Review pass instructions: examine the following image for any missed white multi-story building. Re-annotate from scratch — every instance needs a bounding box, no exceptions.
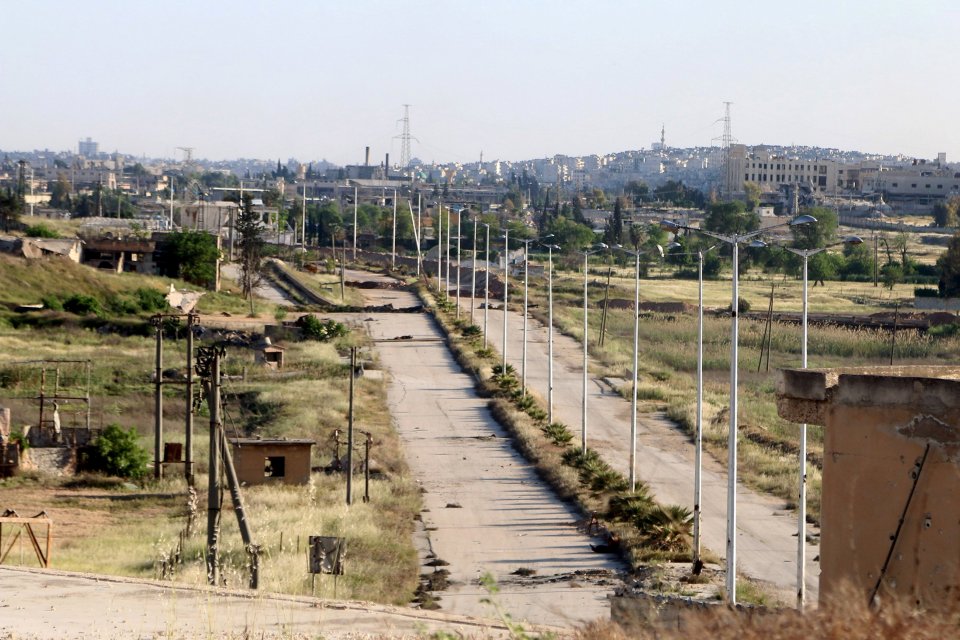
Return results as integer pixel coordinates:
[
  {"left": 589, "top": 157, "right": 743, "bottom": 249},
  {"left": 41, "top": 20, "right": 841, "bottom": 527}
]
[{"left": 726, "top": 144, "right": 840, "bottom": 195}]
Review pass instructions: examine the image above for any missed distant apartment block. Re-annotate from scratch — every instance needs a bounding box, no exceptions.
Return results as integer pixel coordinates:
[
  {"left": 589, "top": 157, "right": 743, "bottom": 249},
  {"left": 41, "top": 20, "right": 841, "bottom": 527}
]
[
  {"left": 78, "top": 137, "right": 99, "bottom": 158},
  {"left": 726, "top": 144, "right": 840, "bottom": 195}
]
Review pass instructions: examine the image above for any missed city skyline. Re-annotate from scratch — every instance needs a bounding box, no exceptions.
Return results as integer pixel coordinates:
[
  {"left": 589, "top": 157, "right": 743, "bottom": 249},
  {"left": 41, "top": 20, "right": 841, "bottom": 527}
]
[{"left": 2, "top": 0, "right": 957, "bottom": 165}]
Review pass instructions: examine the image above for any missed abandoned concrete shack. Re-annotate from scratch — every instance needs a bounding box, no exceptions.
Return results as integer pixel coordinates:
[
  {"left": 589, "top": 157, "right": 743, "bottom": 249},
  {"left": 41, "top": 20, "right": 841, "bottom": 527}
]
[
  {"left": 228, "top": 438, "right": 314, "bottom": 486},
  {"left": 777, "top": 365, "right": 960, "bottom": 607}
]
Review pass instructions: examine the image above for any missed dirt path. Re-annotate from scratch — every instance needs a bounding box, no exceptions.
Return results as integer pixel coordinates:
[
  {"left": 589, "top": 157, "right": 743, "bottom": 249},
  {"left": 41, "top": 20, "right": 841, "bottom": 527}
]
[
  {"left": 347, "top": 273, "right": 624, "bottom": 627},
  {"left": 466, "top": 295, "right": 819, "bottom": 604},
  {"left": 0, "top": 566, "right": 537, "bottom": 639}
]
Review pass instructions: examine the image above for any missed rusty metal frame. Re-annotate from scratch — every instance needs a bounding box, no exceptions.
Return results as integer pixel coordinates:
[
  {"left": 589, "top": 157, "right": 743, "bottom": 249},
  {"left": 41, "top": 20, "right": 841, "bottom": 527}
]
[{"left": 0, "top": 511, "right": 52, "bottom": 568}]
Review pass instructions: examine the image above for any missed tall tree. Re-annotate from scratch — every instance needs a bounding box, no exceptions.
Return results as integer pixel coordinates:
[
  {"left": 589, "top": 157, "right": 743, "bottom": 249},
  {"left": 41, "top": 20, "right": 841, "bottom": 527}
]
[
  {"left": 236, "top": 193, "right": 265, "bottom": 313},
  {"left": 938, "top": 233, "right": 960, "bottom": 297},
  {"left": 604, "top": 197, "right": 624, "bottom": 246},
  {"left": 933, "top": 197, "right": 960, "bottom": 228},
  {"left": 791, "top": 206, "right": 837, "bottom": 249},
  {"left": 0, "top": 188, "right": 22, "bottom": 232}
]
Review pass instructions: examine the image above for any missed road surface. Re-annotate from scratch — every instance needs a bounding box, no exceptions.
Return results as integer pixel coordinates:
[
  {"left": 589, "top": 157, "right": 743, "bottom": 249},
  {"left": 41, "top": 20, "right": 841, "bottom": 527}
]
[
  {"left": 0, "top": 566, "right": 535, "bottom": 639},
  {"left": 350, "top": 274, "right": 624, "bottom": 627},
  {"left": 465, "top": 291, "right": 820, "bottom": 604}
]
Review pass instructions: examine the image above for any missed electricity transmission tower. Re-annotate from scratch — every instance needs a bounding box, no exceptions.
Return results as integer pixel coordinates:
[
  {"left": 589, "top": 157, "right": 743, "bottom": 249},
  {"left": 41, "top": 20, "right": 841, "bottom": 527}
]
[
  {"left": 394, "top": 105, "right": 417, "bottom": 168},
  {"left": 714, "top": 102, "right": 736, "bottom": 197}
]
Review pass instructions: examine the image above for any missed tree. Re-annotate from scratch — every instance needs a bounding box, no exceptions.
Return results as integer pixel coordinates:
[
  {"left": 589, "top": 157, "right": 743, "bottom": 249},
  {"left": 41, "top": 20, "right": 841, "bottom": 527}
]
[
  {"left": 791, "top": 206, "right": 838, "bottom": 250},
  {"left": 545, "top": 216, "right": 596, "bottom": 250},
  {"left": 933, "top": 197, "right": 960, "bottom": 228},
  {"left": 703, "top": 201, "right": 758, "bottom": 236},
  {"left": 743, "top": 181, "right": 761, "bottom": 211},
  {"left": 937, "top": 233, "right": 960, "bottom": 297},
  {"left": 84, "top": 424, "right": 149, "bottom": 479},
  {"left": 49, "top": 173, "right": 72, "bottom": 209},
  {"left": 0, "top": 188, "right": 22, "bottom": 232},
  {"left": 236, "top": 193, "right": 265, "bottom": 313},
  {"left": 161, "top": 231, "right": 219, "bottom": 287},
  {"left": 808, "top": 252, "right": 840, "bottom": 286},
  {"left": 604, "top": 197, "right": 624, "bottom": 246}
]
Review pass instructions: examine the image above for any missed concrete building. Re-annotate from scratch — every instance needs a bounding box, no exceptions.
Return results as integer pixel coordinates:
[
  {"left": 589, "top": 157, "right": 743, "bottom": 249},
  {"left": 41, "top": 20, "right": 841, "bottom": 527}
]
[
  {"left": 229, "top": 438, "right": 314, "bottom": 486},
  {"left": 726, "top": 144, "right": 841, "bottom": 195},
  {"left": 78, "top": 137, "right": 99, "bottom": 158},
  {"left": 778, "top": 365, "right": 960, "bottom": 607}
]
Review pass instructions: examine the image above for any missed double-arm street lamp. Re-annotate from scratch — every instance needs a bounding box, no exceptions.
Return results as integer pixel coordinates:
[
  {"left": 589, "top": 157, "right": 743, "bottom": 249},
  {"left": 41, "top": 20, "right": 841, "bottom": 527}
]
[
  {"left": 502, "top": 228, "right": 510, "bottom": 373},
  {"left": 471, "top": 216, "right": 478, "bottom": 325},
  {"left": 659, "top": 215, "right": 817, "bottom": 605},
  {"left": 542, "top": 240, "right": 561, "bottom": 425},
  {"left": 518, "top": 238, "right": 540, "bottom": 395},
  {"left": 665, "top": 242, "right": 719, "bottom": 572},
  {"left": 615, "top": 244, "right": 664, "bottom": 492},
  {"left": 752, "top": 234, "right": 862, "bottom": 608},
  {"left": 580, "top": 243, "right": 609, "bottom": 454},
  {"left": 483, "top": 223, "right": 491, "bottom": 349}
]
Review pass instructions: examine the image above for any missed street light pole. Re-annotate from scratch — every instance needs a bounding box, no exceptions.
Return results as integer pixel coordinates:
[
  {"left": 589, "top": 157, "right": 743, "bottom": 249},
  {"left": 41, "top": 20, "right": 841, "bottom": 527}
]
[
  {"left": 455, "top": 230, "right": 462, "bottom": 319},
  {"left": 471, "top": 216, "right": 478, "bottom": 325},
  {"left": 660, "top": 215, "right": 816, "bottom": 605},
  {"left": 547, "top": 244, "right": 556, "bottom": 425},
  {"left": 781, "top": 235, "right": 861, "bottom": 609},
  {"left": 502, "top": 228, "right": 510, "bottom": 373},
  {"left": 519, "top": 238, "right": 536, "bottom": 395},
  {"left": 391, "top": 188, "right": 397, "bottom": 268},
  {"left": 352, "top": 186, "right": 358, "bottom": 261},
  {"left": 436, "top": 203, "right": 443, "bottom": 294},
  {"left": 617, "top": 244, "right": 664, "bottom": 492},
  {"left": 666, "top": 241, "right": 718, "bottom": 572},
  {"left": 580, "top": 244, "right": 608, "bottom": 454},
  {"left": 446, "top": 207, "right": 452, "bottom": 295},
  {"left": 483, "top": 223, "right": 490, "bottom": 349}
]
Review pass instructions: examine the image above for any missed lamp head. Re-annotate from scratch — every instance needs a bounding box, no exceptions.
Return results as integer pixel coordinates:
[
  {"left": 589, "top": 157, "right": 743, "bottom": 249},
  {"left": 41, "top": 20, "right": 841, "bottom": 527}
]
[
  {"left": 843, "top": 235, "right": 864, "bottom": 245},
  {"left": 667, "top": 241, "right": 682, "bottom": 250},
  {"left": 655, "top": 244, "right": 664, "bottom": 258},
  {"left": 790, "top": 214, "right": 817, "bottom": 226},
  {"left": 748, "top": 239, "right": 767, "bottom": 249}
]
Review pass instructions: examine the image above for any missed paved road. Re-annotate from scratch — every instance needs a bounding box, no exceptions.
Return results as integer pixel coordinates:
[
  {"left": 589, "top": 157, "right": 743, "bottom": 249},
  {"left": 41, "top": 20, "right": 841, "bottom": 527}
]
[
  {"left": 459, "top": 291, "right": 820, "bottom": 605},
  {"left": 0, "top": 566, "right": 530, "bottom": 639},
  {"left": 350, "top": 276, "right": 623, "bottom": 628}
]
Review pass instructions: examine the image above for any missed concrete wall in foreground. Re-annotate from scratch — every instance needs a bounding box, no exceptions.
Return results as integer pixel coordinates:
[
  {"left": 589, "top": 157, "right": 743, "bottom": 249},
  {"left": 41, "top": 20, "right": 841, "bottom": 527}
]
[{"left": 778, "top": 366, "right": 960, "bottom": 607}]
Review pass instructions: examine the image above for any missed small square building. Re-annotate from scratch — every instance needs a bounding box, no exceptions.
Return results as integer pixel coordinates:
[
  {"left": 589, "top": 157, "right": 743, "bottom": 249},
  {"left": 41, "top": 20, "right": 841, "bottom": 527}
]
[{"left": 229, "top": 438, "right": 315, "bottom": 486}]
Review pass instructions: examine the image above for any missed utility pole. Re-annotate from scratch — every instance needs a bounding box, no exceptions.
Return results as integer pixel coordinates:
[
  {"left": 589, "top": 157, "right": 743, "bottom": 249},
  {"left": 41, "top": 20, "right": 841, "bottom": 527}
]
[
  {"left": 185, "top": 314, "right": 196, "bottom": 485},
  {"left": 346, "top": 347, "right": 356, "bottom": 505},
  {"left": 152, "top": 317, "right": 163, "bottom": 480},
  {"left": 199, "top": 345, "right": 225, "bottom": 586}
]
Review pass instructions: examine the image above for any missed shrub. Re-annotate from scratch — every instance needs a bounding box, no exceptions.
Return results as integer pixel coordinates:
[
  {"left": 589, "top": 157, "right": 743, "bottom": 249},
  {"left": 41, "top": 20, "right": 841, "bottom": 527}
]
[
  {"left": 24, "top": 223, "right": 60, "bottom": 238},
  {"left": 542, "top": 422, "right": 574, "bottom": 445},
  {"left": 914, "top": 287, "right": 940, "bottom": 298},
  {"left": 296, "top": 315, "right": 348, "bottom": 342},
  {"left": 105, "top": 294, "right": 139, "bottom": 315},
  {"left": 636, "top": 504, "right": 693, "bottom": 552},
  {"left": 41, "top": 294, "right": 63, "bottom": 311},
  {"left": 84, "top": 424, "right": 149, "bottom": 479},
  {"left": 63, "top": 294, "right": 102, "bottom": 316},
  {"left": 135, "top": 287, "right": 169, "bottom": 312}
]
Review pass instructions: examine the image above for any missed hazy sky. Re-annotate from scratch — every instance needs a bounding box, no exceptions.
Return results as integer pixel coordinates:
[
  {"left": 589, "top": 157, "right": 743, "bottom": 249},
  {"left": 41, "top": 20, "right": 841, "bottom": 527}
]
[{"left": 2, "top": 0, "right": 956, "bottom": 165}]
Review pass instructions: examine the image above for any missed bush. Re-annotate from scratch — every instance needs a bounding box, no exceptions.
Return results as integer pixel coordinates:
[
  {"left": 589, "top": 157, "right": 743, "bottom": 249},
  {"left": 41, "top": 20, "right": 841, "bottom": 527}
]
[
  {"left": 296, "top": 315, "right": 348, "bottom": 342},
  {"left": 24, "top": 223, "right": 60, "bottom": 238},
  {"left": 41, "top": 294, "right": 63, "bottom": 311},
  {"left": 63, "top": 294, "right": 102, "bottom": 316},
  {"left": 84, "top": 424, "right": 149, "bottom": 479},
  {"left": 914, "top": 287, "right": 940, "bottom": 298},
  {"left": 135, "top": 287, "right": 169, "bottom": 312}
]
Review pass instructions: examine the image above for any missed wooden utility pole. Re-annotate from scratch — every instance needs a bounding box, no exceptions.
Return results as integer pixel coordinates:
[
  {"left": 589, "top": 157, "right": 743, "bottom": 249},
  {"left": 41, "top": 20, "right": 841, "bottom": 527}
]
[
  {"left": 203, "top": 347, "right": 223, "bottom": 585},
  {"left": 153, "top": 317, "right": 163, "bottom": 479},
  {"left": 185, "top": 314, "right": 195, "bottom": 485},
  {"left": 346, "top": 347, "right": 356, "bottom": 505}
]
